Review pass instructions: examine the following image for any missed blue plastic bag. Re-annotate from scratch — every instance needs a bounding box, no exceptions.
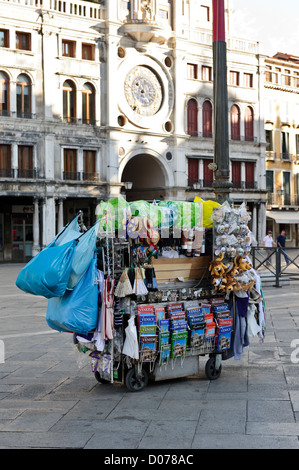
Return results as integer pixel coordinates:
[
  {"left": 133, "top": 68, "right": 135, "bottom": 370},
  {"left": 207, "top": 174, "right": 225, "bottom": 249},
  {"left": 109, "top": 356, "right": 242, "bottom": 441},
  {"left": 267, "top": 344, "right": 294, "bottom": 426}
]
[
  {"left": 15, "top": 238, "right": 77, "bottom": 298},
  {"left": 15, "top": 213, "right": 83, "bottom": 298},
  {"left": 46, "top": 253, "right": 99, "bottom": 334},
  {"left": 55, "top": 215, "right": 81, "bottom": 246},
  {"left": 67, "top": 219, "right": 101, "bottom": 290}
]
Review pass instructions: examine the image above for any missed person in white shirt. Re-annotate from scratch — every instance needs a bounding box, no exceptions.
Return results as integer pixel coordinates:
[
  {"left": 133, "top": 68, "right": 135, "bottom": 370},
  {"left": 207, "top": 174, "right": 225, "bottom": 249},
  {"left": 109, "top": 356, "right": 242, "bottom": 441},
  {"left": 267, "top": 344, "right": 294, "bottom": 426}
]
[{"left": 261, "top": 230, "right": 276, "bottom": 266}]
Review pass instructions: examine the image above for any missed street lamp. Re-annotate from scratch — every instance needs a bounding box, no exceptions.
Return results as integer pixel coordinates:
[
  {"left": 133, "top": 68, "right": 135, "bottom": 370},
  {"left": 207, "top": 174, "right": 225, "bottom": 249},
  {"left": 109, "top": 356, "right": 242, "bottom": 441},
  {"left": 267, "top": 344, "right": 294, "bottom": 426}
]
[{"left": 124, "top": 181, "right": 133, "bottom": 190}]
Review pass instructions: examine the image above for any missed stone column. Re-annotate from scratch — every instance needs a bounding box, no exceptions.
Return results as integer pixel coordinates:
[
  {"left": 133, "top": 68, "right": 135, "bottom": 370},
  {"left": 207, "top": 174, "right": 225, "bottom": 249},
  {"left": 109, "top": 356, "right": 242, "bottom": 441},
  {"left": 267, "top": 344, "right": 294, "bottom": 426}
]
[
  {"left": 11, "top": 143, "right": 18, "bottom": 178},
  {"left": 258, "top": 202, "right": 266, "bottom": 245},
  {"left": 241, "top": 162, "right": 246, "bottom": 189},
  {"left": 77, "top": 148, "right": 83, "bottom": 180},
  {"left": 41, "top": 198, "right": 46, "bottom": 249},
  {"left": 57, "top": 198, "right": 64, "bottom": 233},
  {"left": 199, "top": 159, "right": 204, "bottom": 186},
  {"left": 252, "top": 203, "right": 257, "bottom": 241},
  {"left": 44, "top": 197, "right": 56, "bottom": 244},
  {"left": 40, "top": 197, "right": 56, "bottom": 247},
  {"left": 32, "top": 198, "right": 40, "bottom": 256}
]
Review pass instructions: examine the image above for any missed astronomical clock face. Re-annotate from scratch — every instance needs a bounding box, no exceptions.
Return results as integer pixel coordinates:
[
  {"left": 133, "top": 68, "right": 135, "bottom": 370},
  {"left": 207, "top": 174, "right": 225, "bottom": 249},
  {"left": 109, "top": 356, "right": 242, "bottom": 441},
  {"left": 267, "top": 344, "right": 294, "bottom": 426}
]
[{"left": 124, "top": 66, "right": 163, "bottom": 117}]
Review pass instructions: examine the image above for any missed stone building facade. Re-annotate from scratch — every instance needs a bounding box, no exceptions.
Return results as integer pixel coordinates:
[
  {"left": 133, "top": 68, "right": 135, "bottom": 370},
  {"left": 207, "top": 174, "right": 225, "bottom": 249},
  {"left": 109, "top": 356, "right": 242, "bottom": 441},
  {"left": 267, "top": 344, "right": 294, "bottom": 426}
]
[
  {"left": 0, "top": 0, "right": 267, "bottom": 262},
  {"left": 264, "top": 53, "right": 299, "bottom": 246}
]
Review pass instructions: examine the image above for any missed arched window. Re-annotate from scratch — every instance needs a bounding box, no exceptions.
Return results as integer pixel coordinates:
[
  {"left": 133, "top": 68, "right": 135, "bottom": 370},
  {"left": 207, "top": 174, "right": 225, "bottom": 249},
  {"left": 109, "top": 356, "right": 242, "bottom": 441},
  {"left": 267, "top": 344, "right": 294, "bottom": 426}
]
[
  {"left": 0, "top": 71, "right": 9, "bottom": 116},
  {"left": 82, "top": 82, "right": 95, "bottom": 124},
  {"left": 187, "top": 99, "right": 198, "bottom": 136},
  {"left": 63, "top": 80, "right": 76, "bottom": 123},
  {"left": 16, "top": 74, "right": 31, "bottom": 118},
  {"left": 202, "top": 100, "right": 212, "bottom": 138},
  {"left": 231, "top": 104, "right": 240, "bottom": 140},
  {"left": 245, "top": 106, "right": 254, "bottom": 141}
]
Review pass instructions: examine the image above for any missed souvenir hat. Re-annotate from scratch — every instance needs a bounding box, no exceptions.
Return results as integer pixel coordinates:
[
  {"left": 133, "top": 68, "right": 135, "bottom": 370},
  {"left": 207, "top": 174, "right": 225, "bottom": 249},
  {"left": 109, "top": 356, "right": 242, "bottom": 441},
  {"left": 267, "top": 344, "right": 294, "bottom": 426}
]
[{"left": 146, "top": 228, "right": 160, "bottom": 245}]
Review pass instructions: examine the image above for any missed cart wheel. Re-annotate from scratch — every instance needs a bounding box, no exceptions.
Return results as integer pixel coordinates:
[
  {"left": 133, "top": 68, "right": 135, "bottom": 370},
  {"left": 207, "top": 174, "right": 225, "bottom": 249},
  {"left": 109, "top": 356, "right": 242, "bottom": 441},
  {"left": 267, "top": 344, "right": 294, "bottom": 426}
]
[
  {"left": 125, "top": 367, "right": 148, "bottom": 392},
  {"left": 205, "top": 356, "right": 222, "bottom": 380},
  {"left": 94, "top": 371, "right": 109, "bottom": 384}
]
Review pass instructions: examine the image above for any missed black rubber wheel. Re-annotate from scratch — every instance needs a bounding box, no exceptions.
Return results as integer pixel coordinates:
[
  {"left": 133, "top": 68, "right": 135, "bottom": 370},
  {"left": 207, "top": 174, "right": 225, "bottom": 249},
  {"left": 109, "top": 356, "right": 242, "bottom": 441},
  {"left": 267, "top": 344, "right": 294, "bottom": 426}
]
[
  {"left": 94, "top": 371, "right": 110, "bottom": 384},
  {"left": 125, "top": 367, "right": 148, "bottom": 392},
  {"left": 205, "top": 356, "right": 222, "bottom": 380}
]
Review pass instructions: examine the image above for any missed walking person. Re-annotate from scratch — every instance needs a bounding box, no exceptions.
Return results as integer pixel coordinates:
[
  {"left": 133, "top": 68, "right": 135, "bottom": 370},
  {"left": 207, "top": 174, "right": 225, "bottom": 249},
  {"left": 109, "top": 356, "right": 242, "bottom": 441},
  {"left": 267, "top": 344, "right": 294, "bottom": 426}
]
[
  {"left": 277, "top": 230, "right": 290, "bottom": 266},
  {"left": 261, "top": 230, "right": 276, "bottom": 266}
]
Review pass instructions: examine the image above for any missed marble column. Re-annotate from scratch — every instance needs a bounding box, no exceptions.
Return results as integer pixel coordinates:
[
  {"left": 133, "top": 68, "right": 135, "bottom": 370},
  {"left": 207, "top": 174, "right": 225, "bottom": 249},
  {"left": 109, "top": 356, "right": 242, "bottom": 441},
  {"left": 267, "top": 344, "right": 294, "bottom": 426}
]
[
  {"left": 252, "top": 203, "right": 257, "bottom": 242},
  {"left": 32, "top": 198, "right": 40, "bottom": 256},
  {"left": 257, "top": 202, "right": 266, "bottom": 245},
  {"left": 57, "top": 198, "right": 64, "bottom": 233},
  {"left": 41, "top": 198, "right": 46, "bottom": 249}
]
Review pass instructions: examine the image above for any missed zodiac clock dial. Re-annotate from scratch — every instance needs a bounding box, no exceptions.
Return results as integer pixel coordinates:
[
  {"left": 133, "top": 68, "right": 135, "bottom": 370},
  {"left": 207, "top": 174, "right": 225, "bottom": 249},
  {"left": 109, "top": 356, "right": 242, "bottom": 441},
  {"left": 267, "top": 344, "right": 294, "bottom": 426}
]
[{"left": 124, "top": 66, "right": 163, "bottom": 117}]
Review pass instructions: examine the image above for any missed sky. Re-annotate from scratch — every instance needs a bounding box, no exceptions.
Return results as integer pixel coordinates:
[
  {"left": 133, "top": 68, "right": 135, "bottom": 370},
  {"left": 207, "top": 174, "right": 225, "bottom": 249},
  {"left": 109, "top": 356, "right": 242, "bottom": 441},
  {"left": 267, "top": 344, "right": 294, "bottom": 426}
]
[{"left": 229, "top": 0, "right": 299, "bottom": 57}]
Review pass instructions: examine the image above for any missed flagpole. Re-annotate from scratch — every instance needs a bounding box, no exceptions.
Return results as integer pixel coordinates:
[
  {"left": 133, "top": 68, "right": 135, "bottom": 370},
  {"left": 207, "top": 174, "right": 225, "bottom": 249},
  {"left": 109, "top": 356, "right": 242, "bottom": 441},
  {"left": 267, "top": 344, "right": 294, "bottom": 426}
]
[{"left": 212, "top": 0, "right": 232, "bottom": 204}]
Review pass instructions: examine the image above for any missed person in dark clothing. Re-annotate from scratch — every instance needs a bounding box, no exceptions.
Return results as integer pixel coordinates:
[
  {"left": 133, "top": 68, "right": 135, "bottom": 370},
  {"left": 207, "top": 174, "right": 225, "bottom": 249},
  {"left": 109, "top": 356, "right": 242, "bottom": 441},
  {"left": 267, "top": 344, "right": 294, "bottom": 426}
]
[{"left": 277, "top": 230, "right": 290, "bottom": 265}]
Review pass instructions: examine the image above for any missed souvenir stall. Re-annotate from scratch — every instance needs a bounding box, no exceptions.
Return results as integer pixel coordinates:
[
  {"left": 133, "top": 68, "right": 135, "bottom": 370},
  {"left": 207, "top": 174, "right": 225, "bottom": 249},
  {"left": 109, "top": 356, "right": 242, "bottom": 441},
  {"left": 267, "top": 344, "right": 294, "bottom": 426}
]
[{"left": 15, "top": 198, "right": 266, "bottom": 393}]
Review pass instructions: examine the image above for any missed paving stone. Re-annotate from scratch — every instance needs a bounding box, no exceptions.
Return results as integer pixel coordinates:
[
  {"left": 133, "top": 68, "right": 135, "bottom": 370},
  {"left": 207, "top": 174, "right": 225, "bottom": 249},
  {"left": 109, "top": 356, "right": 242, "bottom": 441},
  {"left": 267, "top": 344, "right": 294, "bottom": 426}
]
[
  {"left": 191, "top": 433, "right": 299, "bottom": 449},
  {"left": 247, "top": 400, "right": 296, "bottom": 423},
  {"left": 138, "top": 420, "right": 198, "bottom": 449},
  {"left": 290, "top": 391, "right": 299, "bottom": 412},
  {"left": 0, "top": 431, "right": 94, "bottom": 449}
]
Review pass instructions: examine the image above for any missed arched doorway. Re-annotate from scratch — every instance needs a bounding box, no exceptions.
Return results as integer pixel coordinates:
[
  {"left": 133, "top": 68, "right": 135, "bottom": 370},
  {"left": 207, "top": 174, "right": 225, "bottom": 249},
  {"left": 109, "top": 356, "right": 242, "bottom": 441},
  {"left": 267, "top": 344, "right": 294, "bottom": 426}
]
[{"left": 121, "top": 153, "right": 167, "bottom": 201}]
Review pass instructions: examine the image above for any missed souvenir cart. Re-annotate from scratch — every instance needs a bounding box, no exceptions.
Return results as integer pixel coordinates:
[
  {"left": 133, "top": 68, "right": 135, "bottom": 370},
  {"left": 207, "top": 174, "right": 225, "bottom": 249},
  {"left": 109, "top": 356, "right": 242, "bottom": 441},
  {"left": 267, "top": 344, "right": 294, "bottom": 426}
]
[
  {"left": 87, "top": 198, "right": 266, "bottom": 392},
  {"left": 15, "top": 198, "right": 266, "bottom": 393}
]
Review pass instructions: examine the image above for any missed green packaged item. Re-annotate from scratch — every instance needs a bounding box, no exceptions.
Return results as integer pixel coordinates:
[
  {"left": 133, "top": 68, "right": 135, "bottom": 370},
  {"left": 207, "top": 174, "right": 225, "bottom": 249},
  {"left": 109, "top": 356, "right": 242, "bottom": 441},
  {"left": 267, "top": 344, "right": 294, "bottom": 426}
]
[
  {"left": 159, "top": 344, "right": 171, "bottom": 365},
  {"left": 96, "top": 196, "right": 130, "bottom": 232},
  {"left": 170, "top": 331, "right": 188, "bottom": 358}
]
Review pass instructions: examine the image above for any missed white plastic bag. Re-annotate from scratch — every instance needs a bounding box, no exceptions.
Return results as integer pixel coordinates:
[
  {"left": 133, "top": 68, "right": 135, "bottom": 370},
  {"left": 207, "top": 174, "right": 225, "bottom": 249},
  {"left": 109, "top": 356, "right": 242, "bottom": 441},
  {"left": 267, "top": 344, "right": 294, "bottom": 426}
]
[
  {"left": 247, "top": 304, "right": 262, "bottom": 337},
  {"left": 161, "top": 249, "right": 179, "bottom": 259},
  {"left": 122, "top": 316, "right": 139, "bottom": 359}
]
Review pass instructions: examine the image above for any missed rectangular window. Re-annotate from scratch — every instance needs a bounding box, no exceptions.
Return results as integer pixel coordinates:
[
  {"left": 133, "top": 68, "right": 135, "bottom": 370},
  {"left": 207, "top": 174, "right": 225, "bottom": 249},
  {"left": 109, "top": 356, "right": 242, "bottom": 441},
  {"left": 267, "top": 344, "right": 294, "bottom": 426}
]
[
  {"left": 266, "top": 170, "right": 274, "bottom": 192},
  {"left": 266, "top": 170, "right": 274, "bottom": 205},
  {"left": 187, "top": 63, "right": 198, "bottom": 80},
  {"left": 82, "top": 43, "right": 95, "bottom": 61},
  {"left": 63, "top": 149, "right": 78, "bottom": 180},
  {"left": 201, "top": 5, "right": 210, "bottom": 21},
  {"left": 283, "top": 69, "right": 291, "bottom": 86},
  {"left": 83, "top": 150, "right": 96, "bottom": 180},
  {"left": 296, "top": 174, "right": 299, "bottom": 205},
  {"left": 159, "top": 9, "right": 168, "bottom": 19},
  {"left": 245, "top": 162, "right": 255, "bottom": 189},
  {"left": 62, "top": 40, "right": 76, "bottom": 58},
  {"left": 187, "top": 158, "right": 198, "bottom": 186},
  {"left": 281, "top": 131, "right": 289, "bottom": 159},
  {"left": 120, "top": 0, "right": 130, "bottom": 10},
  {"left": 16, "top": 32, "right": 31, "bottom": 51},
  {"left": 0, "top": 29, "right": 9, "bottom": 48},
  {"left": 229, "top": 70, "right": 239, "bottom": 86},
  {"left": 283, "top": 171, "right": 291, "bottom": 205},
  {"left": 0, "top": 213, "right": 3, "bottom": 251},
  {"left": 202, "top": 65, "right": 212, "bottom": 81},
  {"left": 0, "top": 144, "right": 12, "bottom": 177},
  {"left": 265, "top": 130, "right": 273, "bottom": 152},
  {"left": 296, "top": 135, "right": 299, "bottom": 156},
  {"left": 231, "top": 161, "right": 241, "bottom": 188},
  {"left": 243, "top": 73, "right": 253, "bottom": 88},
  {"left": 18, "top": 145, "right": 33, "bottom": 178},
  {"left": 203, "top": 159, "right": 213, "bottom": 187}
]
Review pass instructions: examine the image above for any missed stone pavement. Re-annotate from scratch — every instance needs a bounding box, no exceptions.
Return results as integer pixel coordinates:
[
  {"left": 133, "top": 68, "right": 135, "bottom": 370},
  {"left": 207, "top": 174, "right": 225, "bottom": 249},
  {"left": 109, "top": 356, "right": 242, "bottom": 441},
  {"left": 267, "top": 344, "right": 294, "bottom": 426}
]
[{"left": 0, "top": 263, "right": 299, "bottom": 450}]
